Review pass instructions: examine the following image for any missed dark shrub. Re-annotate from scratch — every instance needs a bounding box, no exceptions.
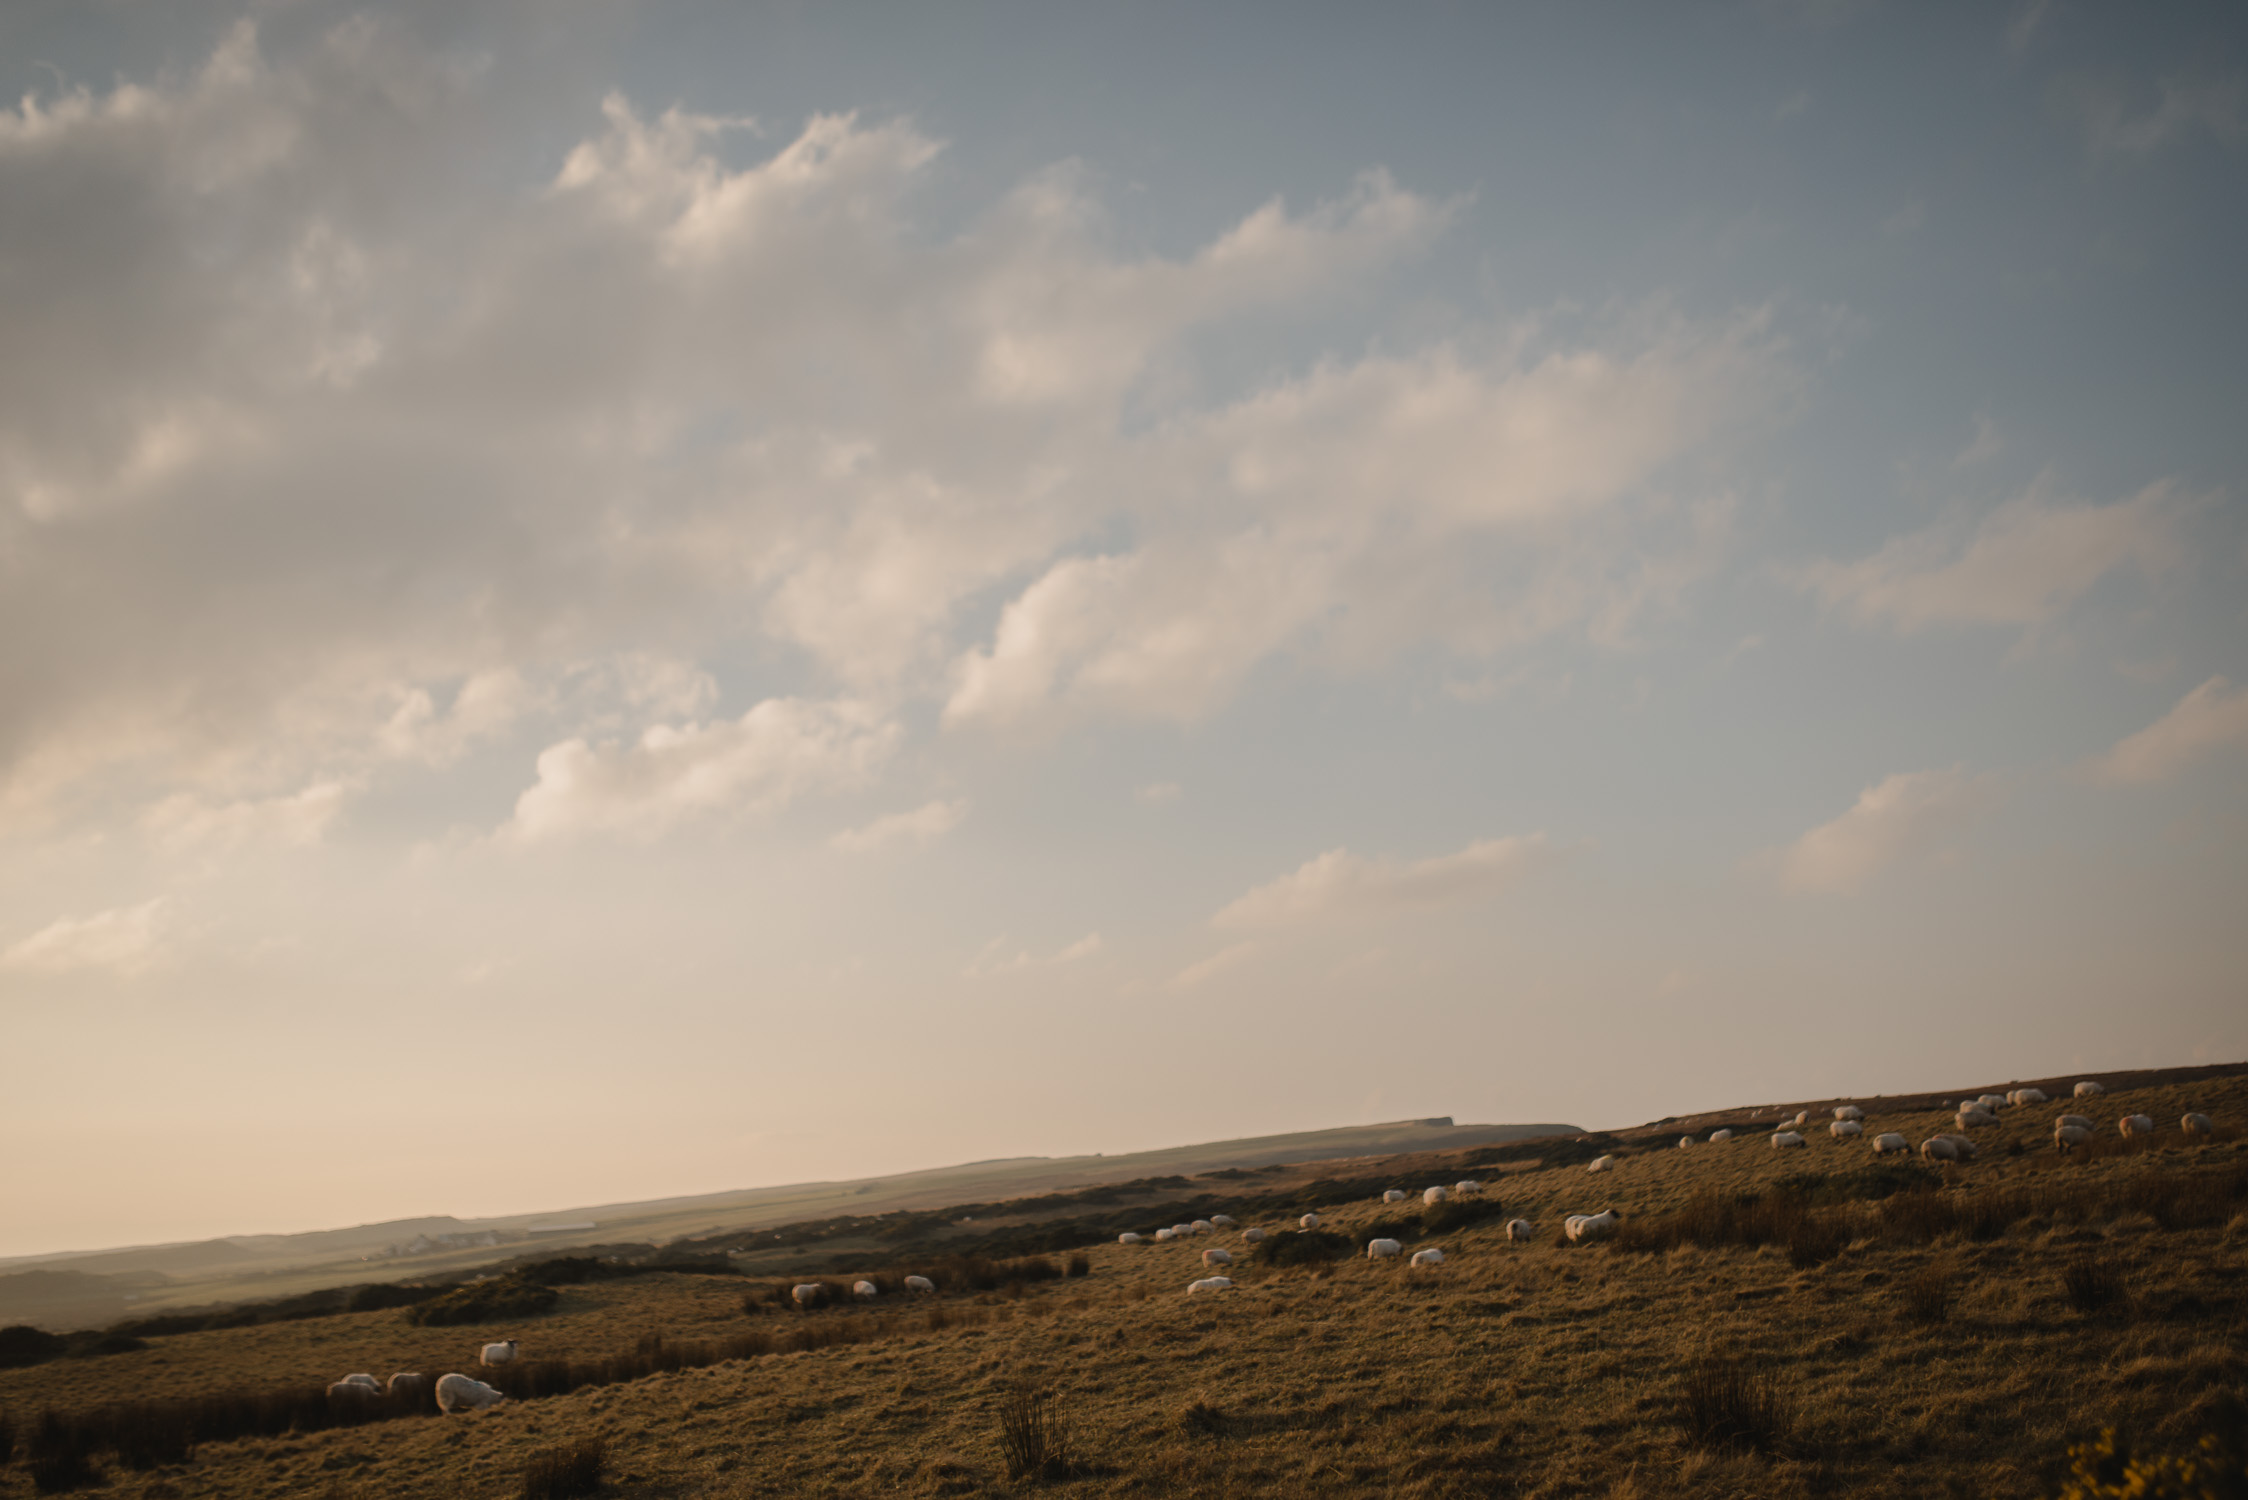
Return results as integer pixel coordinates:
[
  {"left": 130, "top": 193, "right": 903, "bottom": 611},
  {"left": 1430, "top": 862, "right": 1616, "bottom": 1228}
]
[
  {"left": 521, "top": 1434, "right": 607, "bottom": 1499},
  {"left": 997, "top": 1385, "right": 1075, "bottom": 1482},
  {"left": 2062, "top": 1254, "right": 2125, "bottom": 1314},
  {"left": 1251, "top": 1229, "right": 1351, "bottom": 1267},
  {"left": 1678, "top": 1350, "right": 1795, "bottom": 1455},
  {"left": 0, "top": 1326, "right": 65, "bottom": 1370},
  {"left": 61, "top": 1333, "right": 147, "bottom": 1360},
  {"left": 1786, "top": 1215, "right": 1852, "bottom": 1270},
  {"left": 1180, "top": 1397, "right": 1228, "bottom": 1437},
  {"left": 99, "top": 1399, "right": 196, "bottom": 1469},
  {"left": 26, "top": 1409, "right": 100, "bottom": 1494},
  {"left": 1900, "top": 1264, "right": 1954, "bottom": 1324},
  {"left": 344, "top": 1283, "right": 440, "bottom": 1313},
  {"left": 1421, "top": 1197, "right": 1506, "bottom": 1235},
  {"left": 0, "top": 1405, "right": 15, "bottom": 1464},
  {"left": 404, "top": 1276, "right": 558, "bottom": 1327},
  {"left": 1065, "top": 1253, "right": 1091, "bottom": 1278}
]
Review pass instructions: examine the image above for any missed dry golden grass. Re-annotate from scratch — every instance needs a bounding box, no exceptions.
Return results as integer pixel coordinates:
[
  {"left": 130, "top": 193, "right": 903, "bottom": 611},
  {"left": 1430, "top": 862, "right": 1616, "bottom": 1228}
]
[{"left": 3, "top": 1070, "right": 2243, "bottom": 1499}]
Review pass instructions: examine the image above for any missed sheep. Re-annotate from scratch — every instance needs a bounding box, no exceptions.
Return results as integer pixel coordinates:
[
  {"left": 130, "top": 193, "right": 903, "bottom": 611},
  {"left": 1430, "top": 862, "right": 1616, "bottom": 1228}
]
[
  {"left": 1410, "top": 1248, "right": 1445, "bottom": 1268},
  {"left": 1202, "top": 1248, "right": 1234, "bottom": 1267},
  {"left": 1153, "top": 1228, "right": 1176, "bottom": 1241},
  {"left": 479, "top": 1341, "right": 518, "bottom": 1367},
  {"left": 1921, "top": 1136, "right": 1959, "bottom": 1162},
  {"left": 1118, "top": 1232, "right": 1143, "bottom": 1245},
  {"left": 2008, "top": 1088, "right": 2049, "bottom": 1107},
  {"left": 1367, "top": 1238, "right": 1404, "bottom": 1259},
  {"left": 1956, "top": 1108, "right": 1999, "bottom": 1129},
  {"left": 1383, "top": 1189, "right": 1410, "bottom": 1203},
  {"left": 336, "top": 1373, "right": 381, "bottom": 1392},
  {"left": 1210, "top": 1214, "right": 1237, "bottom": 1228},
  {"left": 1946, "top": 1135, "right": 1980, "bottom": 1159},
  {"left": 1173, "top": 1223, "right": 1194, "bottom": 1236},
  {"left": 1187, "top": 1277, "right": 1233, "bottom": 1294},
  {"left": 1505, "top": 1219, "right": 1535, "bottom": 1241},
  {"left": 1834, "top": 1105, "right": 1865, "bottom": 1122},
  {"left": 853, "top": 1280, "right": 878, "bottom": 1300},
  {"left": 905, "top": 1275, "right": 936, "bottom": 1293},
  {"left": 791, "top": 1284, "right": 826, "bottom": 1307},
  {"left": 1242, "top": 1227, "right": 1266, "bottom": 1244},
  {"left": 2056, "top": 1114, "right": 2094, "bottom": 1131},
  {"left": 2121, "top": 1114, "right": 2157, "bottom": 1138},
  {"left": 2183, "top": 1113, "right": 2216, "bottom": 1137},
  {"left": 1678, "top": 1136, "right": 1693, "bottom": 1149},
  {"left": 1771, "top": 1131, "right": 1806, "bottom": 1149},
  {"left": 1977, "top": 1094, "right": 2008, "bottom": 1111},
  {"left": 1830, "top": 1119, "right": 1863, "bottom": 1139},
  {"left": 1565, "top": 1210, "right": 1621, "bottom": 1244},
  {"left": 1587, "top": 1156, "right": 1614, "bottom": 1172},
  {"left": 1708, "top": 1129, "right": 1734, "bottom": 1143},
  {"left": 435, "top": 1373, "right": 505, "bottom": 1413},
  {"left": 1790, "top": 1111, "right": 1811, "bottom": 1127},
  {"left": 327, "top": 1378, "right": 382, "bottom": 1402},
  {"left": 2053, "top": 1124, "right": 2094, "bottom": 1154},
  {"left": 2074, "top": 1081, "right": 2105, "bottom": 1098},
  {"left": 1454, "top": 1180, "right": 1483, "bottom": 1194},
  {"left": 1190, "top": 1219, "right": 1214, "bottom": 1234},
  {"left": 1299, "top": 1213, "right": 1321, "bottom": 1230},
  {"left": 386, "top": 1373, "right": 426, "bottom": 1399},
  {"left": 1423, "top": 1185, "right": 1450, "bottom": 1205},
  {"left": 1871, "top": 1132, "right": 1909, "bottom": 1155}
]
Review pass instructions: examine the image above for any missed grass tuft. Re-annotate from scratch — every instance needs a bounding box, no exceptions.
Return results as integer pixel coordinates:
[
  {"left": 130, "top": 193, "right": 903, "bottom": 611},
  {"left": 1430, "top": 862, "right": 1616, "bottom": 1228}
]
[
  {"left": 1899, "top": 1264, "right": 1954, "bottom": 1325},
  {"left": 521, "top": 1434, "right": 607, "bottom": 1500},
  {"left": 1677, "top": 1350, "right": 1795, "bottom": 1455},
  {"left": 2061, "top": 1253, "right": 2125, "bottom": 1315},
  {"left": 997, "top": 1384, "right": 1076, "bottom": 1483}
]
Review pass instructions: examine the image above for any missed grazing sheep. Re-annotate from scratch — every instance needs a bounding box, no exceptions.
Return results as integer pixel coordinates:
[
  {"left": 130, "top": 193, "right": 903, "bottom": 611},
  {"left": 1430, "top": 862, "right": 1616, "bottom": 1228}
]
[
  {"left": 853, "top": 1280, "right": 878, "bottom": 1300},
  {"left": 1678, "top": 1136, "right": 1694, "bottom": 1149},
  {"left": 1565, "top": 1210, "right": 1621, "bottom": 1244},
  {"left": 1187, "top": 1277, "right": 1233, "bottom": 1294},
  {"left": 1505, "top": 1219, "right": 1535, "bottom": 1241},
  {"left": 1946, "top": 1135, "right": 1980, "bottom": 1159},
  {"left": 1455, "top": 1180, "right": 1483, "bottom": 1194},
  {"left": 328, "top": 1378, "right": 381, "bottom": 1402},
  {"left": 2121, "top": 1115, "right": 2157, "bottom": 1138},
  {"left": 1587, "top": 1156, "right": 1614, "bottom": 1172},
  {"left": 1367, "top": 1238, "right": 1404, "bottom": 1259},
  {"left": 1410, "top": 1248, "right": 1446, "bottom": 1268},
  {"left": 790, "top": 1284, "right": 825, "bottom": 1307},
  {"left": 1118, "top": 1232, "right": 1143, "bottom": 1245},
  {"left": 1190, "top": 1219, "right": 1214, "bottom": 1234},
  {"left": 1791, "top": 1111, "right": 1811, "bottom": 1127},
  {"left": 478, "top": 1341, "right": 518, "bottom": 1367},
  {"left": 2074, "top": 1081, "right": 2105, "bottom": 1098},
  {"left": 435, "top": 1374, "right": 505, "bottom": 1413},
  {"left": 337, "top": 1373, "right": 381, "bottom": 1392},
  {"left": 1921, "top": 1136, "right": 1960, "bottom": 1162},
  {"left": 2057, "top": 1114, "right": 2094, "bottom": 1132},
  {"left": 1708, "top": 1129, "right": 1734, "bottom": 1143},
  {"left": 2054, "top": 1123, "right": 2094, "bottom": 1154},
  {"left": 2009, "top": 1088, "right": 2050, "bottom": 1107},
  {"left": 386, "top": 1373, "right": 425, "bottom": 1399},
  {"left": 1210, "top": 1215, "right": 1237, "bottom": 1228},
  {"left": 1153, "top": 1228, "right": 1176, "bottom": 1241},
  {"left": 1834, "top": 1105, "right": 1865, "bottom": 1122},
  {"left": 905, "top": 1275, "right": 936, "bottom": 1293},
  {"left": 1423, "top": 1186, "right": 1451, "bottom": 1205},
  {"left": 1831, "top": 1120, "right": 1864, "bottom": 1139},
  {"left": 1173, "top": 1223, "right": 1193, "bottom": 1235},
  {"left": 1242, "top": 1228, "right": 1266, "bottom": 1244},
  {"left": 1871, "top": 1132, "right": 1909, "bottom": 1155},
  {"left": 1771, "top": 1132, "right": 1806, "bottom": 1149},
  {"left": 1977, "top": 1094, "right": 2008, "bottom": 1111},
  {"left": 2183, "top": 1113, "right": 2216, "bottom": 1137},
  {"left": 1299, "top": 1213, "right": 1321, "bottom": 1230},
  {"left": 1956, "top": 1108, "right": 1999, "bottom": 1129},
  {"left": 1202, "top": 1248, "right": 1234, "bottom": 1267},
  {"left": 1383, "top": 1189, "right": 1410, "bottom": 1203}
]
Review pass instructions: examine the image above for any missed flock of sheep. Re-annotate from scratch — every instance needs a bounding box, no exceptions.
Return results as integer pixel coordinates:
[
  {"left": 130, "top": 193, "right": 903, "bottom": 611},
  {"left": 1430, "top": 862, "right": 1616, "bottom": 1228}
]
[
  {"left": 325, "top": 1339, "right": 519, "bottom": 1414},
  {"left": 1663, "top": 1082, "right": 2219, "bottom": 1165}
]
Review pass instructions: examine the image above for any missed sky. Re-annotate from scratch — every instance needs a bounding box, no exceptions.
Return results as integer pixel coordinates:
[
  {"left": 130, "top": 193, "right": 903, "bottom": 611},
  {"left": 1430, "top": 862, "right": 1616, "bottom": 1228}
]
[{"left": 2, "top": 0, "right": 2245, "bottom": 1259}]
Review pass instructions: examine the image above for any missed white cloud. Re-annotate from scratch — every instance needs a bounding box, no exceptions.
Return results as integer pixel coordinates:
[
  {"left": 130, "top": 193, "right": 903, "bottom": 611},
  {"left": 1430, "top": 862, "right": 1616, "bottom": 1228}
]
[
  {"left": 1211, "top": 835, "right": 1550, "bottom": 931},
  {"left": 830, "top": 798, "right": 968, "bottom": 853},
  {"left": 2091, "top": 677, "right": 2248, "bottom": 785},
  {"left": 378, "top": 670, "right": 540, "bottom": 765},
  {"left": 141, "top": 779, "right": 355, "bottom": 853},
  {"left": 963, "top": 932, "right": 1103, "bottom": 978},
  {"left": 507, "top": 698, "right": 895, "bottom": 842},
  {"left": 1800, "top": 480, "right": 2192, "bottom": 634},
  {"left": 1165, "top": 941, "right": 1258, "bottom": 991},
  {"left": 2, "top": 899, "right": 172, "bottom": 976},
  {"left": 1782, "top": 768, "right": 2000, "bottom": 892}
]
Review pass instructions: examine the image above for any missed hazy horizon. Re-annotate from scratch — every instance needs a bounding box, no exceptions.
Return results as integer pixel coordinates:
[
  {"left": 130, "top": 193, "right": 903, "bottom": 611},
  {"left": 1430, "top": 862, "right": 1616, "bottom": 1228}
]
[{"left": 3, "top": 1, "right": 2244, "bottom": 1261}]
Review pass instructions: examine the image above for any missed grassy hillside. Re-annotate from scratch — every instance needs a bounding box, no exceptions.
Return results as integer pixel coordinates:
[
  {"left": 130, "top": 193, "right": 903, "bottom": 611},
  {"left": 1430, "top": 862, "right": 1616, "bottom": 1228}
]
[{"left": 1, "top": 1068, "right": 2242, "bottom": 1498}]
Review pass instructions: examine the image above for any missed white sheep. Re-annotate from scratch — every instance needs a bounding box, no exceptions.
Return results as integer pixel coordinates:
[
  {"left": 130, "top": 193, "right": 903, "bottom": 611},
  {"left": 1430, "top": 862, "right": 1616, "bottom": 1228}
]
[
  {"left": 1587, "top": 1156, "right": 1614, "bottom": 1172},
  {"left": 905, "top": 1275, "right": 936, "bottom": 1293},
  {"left": 1830, "top": 1120, "right": 1863, "bottom": 1139},
  {"left": 386, "top": 1373, "right": 425, "bottom": 1398},
  {"left": 1454, "top": 1180, "right": 1482, "bottom": 1194},
  {"left": 1186, "top": 1277, "right": 1233, "bottom": 1294},
  {"left": 1708, "top": 1129, "right": 1734, "bottom": 1143},
  {"left": 1834, "top": 1105, "right": 1865, "bottom": 1122},
  {"left": 435, "top": 1373, "right": 505, "bottom": 1413},
  {"left": 2183, "top": 1112, "right": 2216, "bottom": 1137},
  {"left": 328, "top": 1377, "right": 382, "bottom": 1402},
  {"left": 478, "top": 1341, "right": 518, "bottom": 1367},
  {"left": 1946, "top": 1135, "right": 1980, "bottom": 1159},
  {"left": 2074, "top": 1080, "right": 2105, "bottom": 1098},
  {"left": 1367, "top": 1238, "right": 1404, "bottom": 1259},
  {"left": 853, "top": 1280, "right": 878, "bottom": 1300},
  {"left": 1153, "top": 1228, "right": 1176, "bottom": 1242},
  {"left": 1790, "top": 1111, "right": 1811, "bottom": 1127},
  {"left": 2056, "top": 1114, "right": 2095, "bottom": 1131},
  {"left": 1505, "top": 1219, "right": 1534, "bottom": 1240},
  {"left": 1956, "top": 1108, "right": 1998, "bottom": 1129},
  {"left": 1202, "top": 1248, "right": 1233, "bottom": 1267},
  {"left": 1173, "top": 1223, "right": 1193, "bottom": 1236},
  {"left": 1564, "top": 1210, "right": 1621, "bottom": 1244},
  {"left": 1210, "top": 1215, "right": 1237, "bottom": 1228},
  {"left": 1422, "top": 1186, "right": 1450, "bottom": 1206},
  {"left": 1383, "top": 1189, "right": 1410, "bottom": 1203},
  {"left": 1920, "top": 1136, "right": 1959, "bottom": 1162},
  {"left": 1242, "top": 1227, "right": 1266, "bottom": 1244},
  {"left": 1977, "top": 1094, "right": 2008, "bottom": 1111},
  {"left": 2009, "top": 1088, "right": 2050, "bottom": 1107},
  {"left": 1190, "top": 1219, "right": 1214, "bottom": 1234},
  {"left": 1870, "top": 1132, "right": 1909, "bottom": 1155},
  {"left": 1117, "top": 1232, "right": 1143, "bottom": 1245},
  {"left": 1771, "top": 1132, "right": 1806, "bottom": 1149},
  {"left": 337, "top": 1373, "right": 381, "bottom": 1392},
  {"left": 1299, "top": 1213, "right": 1321, "bottom": 1230},
  {"left": 2121, "top": 1114, "right": 2157, "bottom": 1138},
  {"left": 790, "top": 1284, "right": 825, "bottom": 1307},
  {"left": 1410, "top": 1248, "right": 1445, "bottom": 1268},
  {"left": 2053, "top": 1124, "right": 2094, "bottom": 1154},
  {"left": 1678, "top": 1136, "right": 1693, "bottom": 1149}
]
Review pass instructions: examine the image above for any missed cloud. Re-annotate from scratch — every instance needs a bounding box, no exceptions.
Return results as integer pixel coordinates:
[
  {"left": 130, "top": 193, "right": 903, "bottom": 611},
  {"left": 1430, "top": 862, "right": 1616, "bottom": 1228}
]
[
  {"left": 2, "top": 899, "right": 172, "bottom": 976},
  {"left": 2091, "top": 677, "right": 2248, "bottom": 785},
  {"left": 1211, "top": 834, "right": 1550, "bottom": 931},
  {"left": 830, "top": 798, "right": 968, "bottom": 853},
  {"left": 2055, "top": 73, "right": 2246, "bottom": 163},
  {"left": 1799, "top": 481, "right": 2192, "bottom": 634},
  {"left": 1781, "top": 768, "right": 2000, "bottom": 892},
  {"left": 507, "top": 698, "right": 895, "bottom": 842},
  {"left": 964, "top": 932, "right": 1103, "bottom": 978},
  {"left": 141, "top": 779, "right": 355, "bottom": 853},
  {"left": 1165, "top": 941, "right": 1258, "bottom": 991},
  {"left": 1136, "top": 782, "right": 1182, "bottom": 805}
]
